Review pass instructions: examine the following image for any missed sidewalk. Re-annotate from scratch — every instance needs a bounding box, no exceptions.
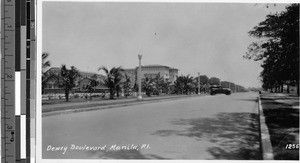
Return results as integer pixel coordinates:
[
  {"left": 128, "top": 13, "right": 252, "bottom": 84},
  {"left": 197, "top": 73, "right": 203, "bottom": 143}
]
[
  {"left": 42, "top": 94, "right": 205, "bottom": 116},
  {"left": 259, "top": 92, "right": 299, "bottom": 160}
]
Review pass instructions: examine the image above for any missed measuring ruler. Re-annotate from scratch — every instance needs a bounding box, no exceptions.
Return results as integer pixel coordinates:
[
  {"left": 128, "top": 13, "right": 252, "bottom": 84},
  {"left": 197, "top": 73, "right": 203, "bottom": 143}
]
[
  {"left": 1, "top": 0, "right": 35, "bottom": 162},
  {"left": 1, "top": 0, "right": 16, "bottom": 162}
]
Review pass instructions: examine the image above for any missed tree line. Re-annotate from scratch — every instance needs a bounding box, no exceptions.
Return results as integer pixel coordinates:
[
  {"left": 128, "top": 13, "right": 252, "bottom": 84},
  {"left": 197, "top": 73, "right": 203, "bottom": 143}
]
[
  {"left": 42, "top": 53, "right": 246, "bottom": 101},
  {"left": 244, "top": 4, "right": 299, "bottom": 95}
]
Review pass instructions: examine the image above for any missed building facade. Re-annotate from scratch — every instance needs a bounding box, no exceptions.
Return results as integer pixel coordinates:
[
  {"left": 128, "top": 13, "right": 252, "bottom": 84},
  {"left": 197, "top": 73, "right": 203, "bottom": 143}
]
[
  {"left": 43, "top": 65, "right": 179, "bottom": 94},
  {"left": 123, "top": 64, "right": 179, "bottom": 84},
  {"left": 43, "top": 67, "right": 107, "bottom": 94}
]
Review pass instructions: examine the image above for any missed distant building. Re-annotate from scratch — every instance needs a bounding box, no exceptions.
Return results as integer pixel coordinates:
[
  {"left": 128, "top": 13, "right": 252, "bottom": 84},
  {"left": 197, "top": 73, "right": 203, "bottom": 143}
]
[
  {"left": 43, "top": 65, "right": 179, "bottom": 94},
  {"left": 123, "top": 64, "right": 179, "bottom": 84},
  {"left": 43, "top": 67, "right": 107, "bottom": 94}
]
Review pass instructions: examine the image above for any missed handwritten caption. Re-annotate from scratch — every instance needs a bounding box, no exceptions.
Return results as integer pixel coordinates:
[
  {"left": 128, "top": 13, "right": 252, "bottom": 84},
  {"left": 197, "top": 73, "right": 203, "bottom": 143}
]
[{"left": 46, "top": 144, "right": 151, "bottom": 155}]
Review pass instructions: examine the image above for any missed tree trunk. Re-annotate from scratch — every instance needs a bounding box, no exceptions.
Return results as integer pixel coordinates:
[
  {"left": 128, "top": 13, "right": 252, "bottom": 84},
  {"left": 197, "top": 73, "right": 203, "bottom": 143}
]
[
  {"left": 146, "top": 91, "right": 151, "bottom": 97},
  {"left": 116, "top": 87, "right": 120, "bottom": 97},
  {"left": 280, "top": 84, "right": 283, "bottom": 93},
  {"left": 297, "top": 80, "right": 299, "bottom": 96},
  {"left": 65, "top": 90, "right": 69, "bottom": 101},
  {"left": 109, "top": 89, "right": 114, "bottom": 99},
  {"left": 287, "top": 84, "right": 290, "bottom": 93}
]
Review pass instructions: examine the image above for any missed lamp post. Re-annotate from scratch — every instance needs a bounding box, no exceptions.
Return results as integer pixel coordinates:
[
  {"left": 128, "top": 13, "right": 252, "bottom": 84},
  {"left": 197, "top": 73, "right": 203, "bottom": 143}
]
[
  {"left": 198, "top": 72, "right": 200, "bottom": 95},
  {"left": 137, "top": 54, "right": 142, "bottom": 100}
]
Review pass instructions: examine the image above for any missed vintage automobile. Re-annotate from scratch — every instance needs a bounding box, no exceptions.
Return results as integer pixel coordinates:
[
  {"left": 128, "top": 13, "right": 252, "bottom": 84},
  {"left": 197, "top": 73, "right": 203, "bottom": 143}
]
[{"left": 210, "top": 85, "right": 231, "bottom": 95}]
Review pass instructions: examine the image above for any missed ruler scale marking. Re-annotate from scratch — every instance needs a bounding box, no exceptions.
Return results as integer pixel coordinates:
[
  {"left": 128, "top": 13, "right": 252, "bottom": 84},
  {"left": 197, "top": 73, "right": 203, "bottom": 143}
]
[
  {"left": 2, "top": 0, "right": 16, "bottom": 163},
  {"left": 2, "top": 0, "right": 34, "bottom": 162}
]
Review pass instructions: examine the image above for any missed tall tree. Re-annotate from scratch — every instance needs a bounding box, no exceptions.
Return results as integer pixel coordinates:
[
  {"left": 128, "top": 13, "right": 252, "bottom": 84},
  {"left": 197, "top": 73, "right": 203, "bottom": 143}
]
[
  {"left": 122, "top": 74, "right": 132, "bottom": 98},
  {"left": 42, "top": 53, "right": 51, "bottom": 94},
  {"left": 174, "top": 75, "right": 194, "bottom": 95},
  {"left": 153, "top": 73, "right": 165, "bottom": 96},
  {"left": 162, "top": 79, "right": 172, "bottom": 94},
  {"left": 85, "top": 79, "right": 99, "bottom": 100},
  {"left": 209, "top": 77, "right": 221, "bottom": 86},
  {"left": 174, "top": 76, "right": 184, "bottom": 94},
  {"left": 245, "top": 4, "right": 299, "bottom": 95},
  {"left": 195, "top": 75, "right": 209, "bottom": 93},
  {"left": 142, "top": 76, "right": 155, "bottom": 97},
  {"left": 98, "top": 66, "right": 124, "bottom": 99},
  {"left": 56, "top": 65, "right": 80, "bottom": 101}
]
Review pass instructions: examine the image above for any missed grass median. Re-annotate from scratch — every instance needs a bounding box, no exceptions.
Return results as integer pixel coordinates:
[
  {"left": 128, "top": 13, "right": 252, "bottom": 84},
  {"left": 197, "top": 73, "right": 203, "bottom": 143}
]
[
  {"left": 260, "top": 93, "right": 299, "bottom": 160},
  {"left": 42, "top": 94, "right": 205, "bottom": 114}
]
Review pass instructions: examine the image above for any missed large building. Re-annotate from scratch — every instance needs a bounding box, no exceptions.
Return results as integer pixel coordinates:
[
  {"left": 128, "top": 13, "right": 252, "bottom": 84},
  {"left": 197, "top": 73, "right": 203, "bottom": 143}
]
[
  {"left": 43, "top": 65, "right": 179, "bottom": 94},
  {"left": 43, "top": 67, "right": 107, "bottom": 94},
  {"left": 123, "top": 64, "right": 179, "bottom": 84}
]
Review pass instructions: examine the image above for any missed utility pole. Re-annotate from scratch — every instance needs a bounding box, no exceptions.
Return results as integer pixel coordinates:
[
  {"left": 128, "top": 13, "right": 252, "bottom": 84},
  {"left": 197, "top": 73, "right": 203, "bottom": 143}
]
[
  {"left": 138, "top": 54, "right": 142, "bottom": 100},
  {"left": 198, "top": 72, "right": 200, "bottom": 95}
]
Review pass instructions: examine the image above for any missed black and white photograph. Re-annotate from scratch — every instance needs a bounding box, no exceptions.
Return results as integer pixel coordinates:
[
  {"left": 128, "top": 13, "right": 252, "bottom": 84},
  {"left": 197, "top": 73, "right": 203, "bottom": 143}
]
[{"left": 40, "top": 0, "right": 299, "bottom": 160}]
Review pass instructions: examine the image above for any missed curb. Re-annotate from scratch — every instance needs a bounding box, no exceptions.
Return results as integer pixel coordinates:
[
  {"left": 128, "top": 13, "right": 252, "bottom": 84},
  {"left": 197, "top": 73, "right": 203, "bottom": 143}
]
[
  {"left": 258, "top": 96, "right": 274, "bottom": 160},
  {"left": 43, "top": 94, "right": 204, "bottom": 117}
]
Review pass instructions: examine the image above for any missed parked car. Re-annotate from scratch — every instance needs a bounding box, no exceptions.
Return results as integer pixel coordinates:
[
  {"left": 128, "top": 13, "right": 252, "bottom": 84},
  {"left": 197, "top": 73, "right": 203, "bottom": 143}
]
[{"left": 210, "top": 85, "right": 231, "bottom": 95}]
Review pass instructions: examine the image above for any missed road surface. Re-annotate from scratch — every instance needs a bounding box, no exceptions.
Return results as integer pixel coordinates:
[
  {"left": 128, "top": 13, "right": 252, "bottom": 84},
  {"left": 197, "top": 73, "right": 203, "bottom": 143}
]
[{"left": 43, "top": 92, "right": 262, "bottom": 159}]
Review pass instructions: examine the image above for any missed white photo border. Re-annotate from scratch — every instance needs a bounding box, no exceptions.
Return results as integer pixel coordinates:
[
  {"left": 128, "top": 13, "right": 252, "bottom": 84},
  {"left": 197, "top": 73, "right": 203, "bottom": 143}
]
[{"left": 35, "top": 0, "right": 300, "bottom": 163}]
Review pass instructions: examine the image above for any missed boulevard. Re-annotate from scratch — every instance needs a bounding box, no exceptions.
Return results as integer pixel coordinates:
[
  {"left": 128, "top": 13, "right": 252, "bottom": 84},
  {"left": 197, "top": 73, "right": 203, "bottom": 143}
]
[{"left": 43, "top": 92, "right": 261, "bottom": 159}]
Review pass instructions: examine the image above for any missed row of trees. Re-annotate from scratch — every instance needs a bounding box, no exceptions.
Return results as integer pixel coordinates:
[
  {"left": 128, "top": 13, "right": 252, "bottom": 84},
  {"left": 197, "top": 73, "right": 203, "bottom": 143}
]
[
  {"left": 244, "top": 4, "right": 299, "bottom": 95},
  {"left": 43, "top": 53, "right": 246, "bottom": 101},
  {"left": 142, "top": 74, "right": 246, "bottom": 96}
]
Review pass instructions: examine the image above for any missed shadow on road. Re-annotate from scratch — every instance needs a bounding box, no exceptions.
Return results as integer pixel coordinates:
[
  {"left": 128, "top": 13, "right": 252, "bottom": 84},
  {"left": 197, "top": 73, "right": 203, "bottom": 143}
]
[
  {"left": 152, "top": 112, "right": 262, "bottom": 160},
  {"left": 88, "top": 149, "right": 170, "bottom": 159}
]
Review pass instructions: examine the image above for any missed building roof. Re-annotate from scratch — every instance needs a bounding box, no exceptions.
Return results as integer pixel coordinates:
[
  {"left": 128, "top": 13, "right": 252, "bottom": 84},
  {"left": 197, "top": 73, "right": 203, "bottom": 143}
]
[
  {"left": 45, "top": 67, "right": 104, "bottom": 78},
  {"left": 143, "top": 64, "right": 167, "bottom": 67},
  {"left": 123, "top": 64, "right": 179, "bottom": 71},
  {"left": 143, "top": 64, "right": 179, "bottom": 70},
  {"left": 123, "top": 68, "right": 136, "bottom": 71}
]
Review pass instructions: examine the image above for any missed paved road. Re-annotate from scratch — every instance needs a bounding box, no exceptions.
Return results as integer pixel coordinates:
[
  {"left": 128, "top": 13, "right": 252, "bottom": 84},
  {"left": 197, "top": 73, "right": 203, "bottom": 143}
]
[{"left": 43, "top": 92, "right": 262, "bottom": 160}]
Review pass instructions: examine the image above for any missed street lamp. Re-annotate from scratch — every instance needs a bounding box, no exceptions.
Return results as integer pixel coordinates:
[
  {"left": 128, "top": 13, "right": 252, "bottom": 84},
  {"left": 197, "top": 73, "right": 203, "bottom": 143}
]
[
  {"left": 137, "top": 54, "right": 142, "bottom": 100},
  {"left": 198, "top": 72, "right": 201, "bottom": 95}
]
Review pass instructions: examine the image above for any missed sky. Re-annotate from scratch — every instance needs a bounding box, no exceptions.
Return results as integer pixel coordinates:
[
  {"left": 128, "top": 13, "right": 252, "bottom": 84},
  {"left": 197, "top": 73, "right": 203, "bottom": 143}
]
[{"left": 42, "top": 2, "right": 289, "bottom": 88}]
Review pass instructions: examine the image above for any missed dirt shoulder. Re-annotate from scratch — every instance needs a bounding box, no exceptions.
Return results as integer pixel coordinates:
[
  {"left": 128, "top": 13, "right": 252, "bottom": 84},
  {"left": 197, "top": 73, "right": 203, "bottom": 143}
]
[{"left": 260, "top": 93, "right": 299, "bottom": 160}]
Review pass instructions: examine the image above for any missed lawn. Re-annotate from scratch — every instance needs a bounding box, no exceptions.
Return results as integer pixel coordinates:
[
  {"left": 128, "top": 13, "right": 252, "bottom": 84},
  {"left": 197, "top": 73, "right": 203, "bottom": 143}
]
[{"left": 261, "top": 93, "right": 299, "bottom": 160}]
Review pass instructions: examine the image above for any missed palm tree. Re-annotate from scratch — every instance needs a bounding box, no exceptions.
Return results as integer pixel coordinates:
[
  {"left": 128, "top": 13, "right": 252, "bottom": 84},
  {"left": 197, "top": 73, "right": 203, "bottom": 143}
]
[
  {"left": 142, "top": 77, "right": 155, "bottom": 97},
  {"left": 162, "top": 79, "right": 172, "bottom": 94},
  {"left": 42, "top": 53, "right": 51, "bottom": 70},
  {"left": 42, "top": 53, "right": 51, "bottom": 94},
  {"left": 56, "top": 65, "right": 80, "bottom": 101},
  {"left": 85, "top": 79, "right": 99, "bottom": 100},
  {"left": 174, "top": 76, "right": 184, "bottom": 94},
  {"left": 183, "top": 75, "right": 194, "bottom": 94},
  {"left": 153, "top": 73, "right": 165, "bottom": 96},
  {"left": 174, "top": 75, "right": 194, "bottom": 95},
  {"left": 122, "top": 74, "right": 132, "bottom": 98},
  {"left": 98, "top": 66, "right": 124, "bottom": 99}
]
